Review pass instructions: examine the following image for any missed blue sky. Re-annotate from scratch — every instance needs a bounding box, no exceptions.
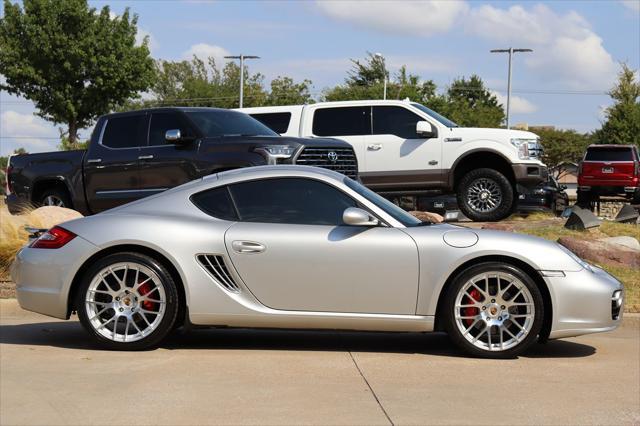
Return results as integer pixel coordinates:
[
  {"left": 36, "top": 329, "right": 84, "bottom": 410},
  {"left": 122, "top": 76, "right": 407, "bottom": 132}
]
[{"left": 1, "top": 0, "right": 639, "bottom": 155}]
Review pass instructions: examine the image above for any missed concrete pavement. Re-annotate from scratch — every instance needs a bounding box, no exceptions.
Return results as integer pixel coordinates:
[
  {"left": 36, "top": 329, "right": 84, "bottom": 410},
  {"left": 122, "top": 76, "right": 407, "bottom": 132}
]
[{"left": 1, "top": 299, "right": 639, "bottom": 425}]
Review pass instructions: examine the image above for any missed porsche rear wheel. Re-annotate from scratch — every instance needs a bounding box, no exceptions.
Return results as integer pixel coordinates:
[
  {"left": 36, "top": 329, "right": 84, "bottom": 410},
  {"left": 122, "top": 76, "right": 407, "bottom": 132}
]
[
  {"left": 76, "top": 252, "right": 179, "bottom": 350},
  {"left": 442, "top": 262, "right": 544, "bottom": 358}
]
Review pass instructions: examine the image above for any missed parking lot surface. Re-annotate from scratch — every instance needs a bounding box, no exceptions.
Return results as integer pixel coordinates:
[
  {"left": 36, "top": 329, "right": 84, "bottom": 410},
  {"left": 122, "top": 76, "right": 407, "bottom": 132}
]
[{"left": 1, "top": 299, "right": 638, "bottom": 425}]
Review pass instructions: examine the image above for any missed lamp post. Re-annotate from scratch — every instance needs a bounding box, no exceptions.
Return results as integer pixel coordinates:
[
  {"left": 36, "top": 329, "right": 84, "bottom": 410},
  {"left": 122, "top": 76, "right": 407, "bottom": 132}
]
[
  {"left": 490, "top": 48, "right": 532, "bottom": 129},
  {"left": 224, "top": 54, "right": 260, "bottom": 108},
  {"left": 374, "top": 52, "right": 388, "bottom": 100}
]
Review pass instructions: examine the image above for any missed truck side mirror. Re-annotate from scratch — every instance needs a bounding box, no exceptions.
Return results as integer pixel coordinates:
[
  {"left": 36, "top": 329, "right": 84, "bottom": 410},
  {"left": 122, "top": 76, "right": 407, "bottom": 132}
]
[
  {"left": 416, "top": 121, "right": 438, "bottom": 139},
  {"left": 165, "top": 129, "right": 182, "bottom": 143}
]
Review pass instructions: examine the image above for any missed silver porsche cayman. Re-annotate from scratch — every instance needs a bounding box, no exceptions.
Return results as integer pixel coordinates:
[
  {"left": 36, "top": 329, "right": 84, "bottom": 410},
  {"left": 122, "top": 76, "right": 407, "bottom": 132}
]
[{"left": 11, "top": 166, "right": 623, "bottom": 358}]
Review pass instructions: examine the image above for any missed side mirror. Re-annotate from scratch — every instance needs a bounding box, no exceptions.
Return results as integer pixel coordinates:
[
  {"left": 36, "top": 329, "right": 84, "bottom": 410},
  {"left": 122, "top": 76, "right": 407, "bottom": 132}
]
[
  {"left": 416, "top": 121, "right": 438, "bottom": 139},
  {"left": 343, "top": 207, "right": 379, "bottom": 226},
  {"left": 165, "top": 129, "right": 183, "bottom": 143}
]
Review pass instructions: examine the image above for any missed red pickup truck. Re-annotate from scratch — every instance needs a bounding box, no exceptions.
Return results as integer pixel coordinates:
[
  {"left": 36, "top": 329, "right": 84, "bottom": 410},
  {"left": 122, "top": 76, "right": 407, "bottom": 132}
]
[{"left": 577, "top": 144, "right": 640, "bottom": 205}]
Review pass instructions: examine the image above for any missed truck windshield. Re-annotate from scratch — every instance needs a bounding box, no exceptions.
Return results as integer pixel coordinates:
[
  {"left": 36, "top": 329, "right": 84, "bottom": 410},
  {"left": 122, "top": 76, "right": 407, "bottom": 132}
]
[
  {"left": 186, "top": 110, "right": 279, "bottom": 138},
  {"left": 411, "top": 103, "right": 459, "bottom": 128},
  {"left": 343, "top": 177, "right": 423, "bottom": 227}
]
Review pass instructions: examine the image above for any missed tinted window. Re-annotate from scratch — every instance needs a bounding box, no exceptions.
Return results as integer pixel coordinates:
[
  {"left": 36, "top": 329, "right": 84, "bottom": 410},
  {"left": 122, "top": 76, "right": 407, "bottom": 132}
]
[
  {"left": 373, "top": 106, "right": 424, "bottom": 139},
  {"left": 250, "top": 112, "right": 292, "bottom": 134},
  {"left": 585, "top": 147, "right": 634, "bottom": 162},
  {"left": 411, "top": 102, "right": 458, "bottom": 128},
  {"left": 230, "top": 178, "right": 357, "bottom": 225},
  {"left": 101, "top": 115, "right": 147, "bottom": 149},
  {"left": 312, "top": 107, "right": 371, "bottom": 136},
  {"left": 191, "top": 187, "right": 238, "bottom": 221},
  {"left": 186, "top": 110, "right": 278, "bottom": 137},
  {"left": 148, "top": 112, "right": 195, "bottom": 146}
]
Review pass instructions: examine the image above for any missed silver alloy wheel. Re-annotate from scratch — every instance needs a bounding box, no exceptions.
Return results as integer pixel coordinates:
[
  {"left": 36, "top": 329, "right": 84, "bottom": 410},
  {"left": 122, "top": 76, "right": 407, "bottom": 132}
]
[
  {"left": 43, "top": 195, "right": 65, "bottom": 207},
  {"left": 454, "top": 271, "right": 535, "bottom": 352},
  {"left": 85, "top": 262, "right": 167, "bottom": 343},
  {"left": 466, "top": 178, "right": 503, "bottom": 213}
]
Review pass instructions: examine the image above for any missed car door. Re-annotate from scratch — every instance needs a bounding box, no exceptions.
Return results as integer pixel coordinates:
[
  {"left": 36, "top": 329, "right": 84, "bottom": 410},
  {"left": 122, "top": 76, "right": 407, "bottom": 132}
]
[
  {"left": 83, "top": 112, "right": 148, "bottom": 213},
  {"left": 137, "top": 111, "right": 201, "bottom": 195},
  {"left": 222, "top": 177, "right": 419, "bottom": 314},
  {"left": 363, "top": 105, "right": 444, "bottom": 189},
  {"left": 309, "top": 106, "right": 370, "bottom": 172}
]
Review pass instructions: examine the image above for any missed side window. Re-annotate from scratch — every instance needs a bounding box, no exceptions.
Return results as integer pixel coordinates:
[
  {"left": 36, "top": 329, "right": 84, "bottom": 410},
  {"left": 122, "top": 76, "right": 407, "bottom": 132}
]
[
  {"left": 229, "top": 178, "right": 357, "bottom": 225},
  {"left": 148, "top": 112, "right": 195, "bottom": 146},
  {"left": 101, "top": 115, "right": 147, "bottom": 149},
  {"left": 372, "top": 106, "right": 423, "bottom": 139},
  {"left": 191, "top": 187, "right": 238, "bottom": 221},
  {"left": 250, "top": 112, "right": 292, "bottom": 134},
  {"left": 312, "top": 107, "right": 371, "bottom": 136}
]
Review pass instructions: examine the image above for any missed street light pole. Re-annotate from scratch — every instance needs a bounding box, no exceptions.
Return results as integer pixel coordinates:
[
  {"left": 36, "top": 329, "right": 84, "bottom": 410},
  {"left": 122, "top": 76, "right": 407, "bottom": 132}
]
[
  {"left": 374, "top": 52, "right": 387, "bottom": 100},
  {"left": 224, "top": 54, "right": 260, "bottom": 108},
  {"left": 490, "top": 48, "right": 532, "bottom": 129}
]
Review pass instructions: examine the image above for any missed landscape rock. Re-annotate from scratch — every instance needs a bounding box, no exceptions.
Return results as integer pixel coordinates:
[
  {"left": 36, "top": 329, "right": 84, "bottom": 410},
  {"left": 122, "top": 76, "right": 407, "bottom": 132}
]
[
  {"left": 27, "top": 206, "right": 83, "bottom": 229},
  {"left": 409, "top": 211, "right": 444, "bottom": 224},
  {"left": 558, "top": 236, "right": 640, "bottom": 269},
  {"left": 599, "top": 236, "right": 640, "bottom": 251}
]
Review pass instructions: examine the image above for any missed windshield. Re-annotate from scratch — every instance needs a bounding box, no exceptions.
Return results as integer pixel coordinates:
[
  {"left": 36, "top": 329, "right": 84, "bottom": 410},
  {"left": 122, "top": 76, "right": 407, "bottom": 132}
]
[
  {"left": 343, "top": 177, "right": 423, "bottom": 227},
  {"left": 186, "top": 110, "right": 279, "bottom": 138},
  {"left": 411, "top": 103, "right": 459, "bottom": 128}
]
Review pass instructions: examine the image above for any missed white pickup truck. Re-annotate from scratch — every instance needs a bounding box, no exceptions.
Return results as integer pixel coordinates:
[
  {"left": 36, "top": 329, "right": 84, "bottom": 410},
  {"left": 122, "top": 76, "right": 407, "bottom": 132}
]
[{"left": 239, "top": 100, "right": 547, "bottom": 221}]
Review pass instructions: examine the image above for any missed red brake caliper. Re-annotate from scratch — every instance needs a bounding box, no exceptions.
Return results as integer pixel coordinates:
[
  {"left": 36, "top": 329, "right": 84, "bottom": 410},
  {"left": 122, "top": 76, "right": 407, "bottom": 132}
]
[
  {"left": 138, "top": 283, "right": 156, "bottom": 311},
  {"left": 464, "top": 289, "right": 482, "bottom": 327}
]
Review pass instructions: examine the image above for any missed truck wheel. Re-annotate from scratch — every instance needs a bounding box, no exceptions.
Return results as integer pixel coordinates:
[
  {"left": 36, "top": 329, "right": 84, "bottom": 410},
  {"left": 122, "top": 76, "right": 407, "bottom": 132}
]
[
  {"left": 456, "top": 168, "right": 514, "bottom": 222},
  {"left": 39, "top": 188, "right": 72, "bottom": 209},
  {"left": 576, "top": 190, "right": 593, "bottom": 208}
]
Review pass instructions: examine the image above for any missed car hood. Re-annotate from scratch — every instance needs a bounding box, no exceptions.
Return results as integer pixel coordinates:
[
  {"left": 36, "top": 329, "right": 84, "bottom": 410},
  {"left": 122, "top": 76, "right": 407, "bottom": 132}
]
[
  {"left": 447, "top": 127, "right": 539, "bottom": 143},
  {"left": 403, "top": 224, "right": 583, "bottom": 272}
]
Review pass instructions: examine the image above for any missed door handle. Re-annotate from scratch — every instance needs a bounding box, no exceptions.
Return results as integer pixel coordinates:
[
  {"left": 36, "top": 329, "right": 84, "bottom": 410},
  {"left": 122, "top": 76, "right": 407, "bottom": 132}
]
[
  {"left": 86, "top": 158, "right": 102, "bottom": 164},
  {"left": 138, "top": 155, "right": 154, "bottom": 160},
  {"left": 428, "top": 160, "right": 438, "bottom": 165},
  {"left": 367, "top": 144, "right": 382, "bottom": 151},
  {"left": 232, "top": 241, "right": 266, "bottom": 254}
]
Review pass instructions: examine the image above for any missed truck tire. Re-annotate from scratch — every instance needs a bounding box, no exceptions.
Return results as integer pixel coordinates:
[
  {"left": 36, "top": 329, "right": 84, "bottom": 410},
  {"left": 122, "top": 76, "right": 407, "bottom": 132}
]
[
  {"left": 38, "top": 188, "right": 72, "bottom": 209},
  {"left": 456, "top": 168, "right": 514, "bottom": 222},
  {"left": 576, "top": 190, "right": 593, "bottom": 208}
]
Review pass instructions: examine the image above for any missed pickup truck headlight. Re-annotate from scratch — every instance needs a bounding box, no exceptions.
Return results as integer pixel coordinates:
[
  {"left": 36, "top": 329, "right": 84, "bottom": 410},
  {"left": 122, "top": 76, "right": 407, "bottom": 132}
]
[
  {"left": 511, "top": 138, "right": 541, "bottom": 160},
  {"left": 254, "top": 145, "right": 296, "bottom": 165}
]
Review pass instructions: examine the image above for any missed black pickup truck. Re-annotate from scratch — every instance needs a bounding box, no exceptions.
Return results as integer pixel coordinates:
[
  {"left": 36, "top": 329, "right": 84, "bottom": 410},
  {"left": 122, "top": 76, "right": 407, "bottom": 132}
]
[{"left": 6, "top": 107, "right": 358, "bottom": 215}]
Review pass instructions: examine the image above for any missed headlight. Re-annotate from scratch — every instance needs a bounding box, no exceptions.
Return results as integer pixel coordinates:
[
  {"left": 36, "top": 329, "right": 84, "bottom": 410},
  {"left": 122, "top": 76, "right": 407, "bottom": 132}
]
[
  {"left": 511, "top": 139, "right": 537, "bottom": 160},
  {"left": 558, "top": 244, "right": 595, "bottom": 272},
  {"left": 254, "top": 145, "right": 296, "bottom": 165}
]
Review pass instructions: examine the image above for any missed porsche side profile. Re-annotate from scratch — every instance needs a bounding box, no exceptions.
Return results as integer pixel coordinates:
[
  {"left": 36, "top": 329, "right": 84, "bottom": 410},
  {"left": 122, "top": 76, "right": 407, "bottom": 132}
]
[{"left": 12, "top": 166, "right": 623, "bottom": 358}]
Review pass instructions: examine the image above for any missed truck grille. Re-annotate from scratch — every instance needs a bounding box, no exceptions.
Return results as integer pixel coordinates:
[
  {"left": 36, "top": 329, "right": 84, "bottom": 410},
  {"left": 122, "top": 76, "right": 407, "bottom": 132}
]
[{"left": 294, "top": 148, "right": 358, "bottom": 179}]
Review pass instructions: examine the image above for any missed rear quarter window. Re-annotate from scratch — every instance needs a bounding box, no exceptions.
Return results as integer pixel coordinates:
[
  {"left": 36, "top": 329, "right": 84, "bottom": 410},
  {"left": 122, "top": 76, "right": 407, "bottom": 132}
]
[
  {"left": 584, "top": 147, "right": 634, "bottom": 162},
  {"left": 250, "top": 112, "right": 292, "bottom": 134},
  {"left": 312, "top": 106, "right": 371, "bottom": 136},
  {"left": 191, "top": 186, "right": 238, "bottom": 221}
]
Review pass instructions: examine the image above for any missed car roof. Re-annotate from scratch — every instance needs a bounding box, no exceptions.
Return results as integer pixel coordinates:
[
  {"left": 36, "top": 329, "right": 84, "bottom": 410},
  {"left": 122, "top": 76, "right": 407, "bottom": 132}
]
[
  {"left": 587, "top": 144, "right": 636, "bottom": 149},
  {"left": 238, "top": 99, "right": 416, "bottom": 112},
  {"left": 102, "top": 106, "right": 240, "bottom": 118}
]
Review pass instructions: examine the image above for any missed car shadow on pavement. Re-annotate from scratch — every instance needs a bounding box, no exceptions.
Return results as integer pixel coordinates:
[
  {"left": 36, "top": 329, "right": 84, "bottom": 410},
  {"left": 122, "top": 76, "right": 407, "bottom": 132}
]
[{"left": 0, "top": 320, "right": 596, "bottom": 359}]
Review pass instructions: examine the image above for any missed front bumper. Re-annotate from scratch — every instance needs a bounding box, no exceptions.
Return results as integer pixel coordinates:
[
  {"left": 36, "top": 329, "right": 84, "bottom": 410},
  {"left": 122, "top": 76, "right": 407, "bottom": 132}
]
[
  {"left": 11, "top": 236, "right": 98, "bottom": 319},
  {"left": 512, "top": 163, "right": 548, "bottom": 187},
  {"left": 545, "top": 265, "right": 623, "bottom": 339}
]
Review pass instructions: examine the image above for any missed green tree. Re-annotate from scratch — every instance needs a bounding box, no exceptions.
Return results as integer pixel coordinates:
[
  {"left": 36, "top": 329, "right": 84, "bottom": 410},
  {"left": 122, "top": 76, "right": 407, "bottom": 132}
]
[
  {"left": 535, "top": 128, "right": 591, "bottom": 179},
  {"left": 267, "top": 76, "right": 313, "bottom": 106},
  {"left": 439, "top": 75, "right": 505, "bottom": 128},
  {"left": 594, "top": 63, "right": 640, "bottom": 147},
  {"left": 0, "top": 0, "right": 156, "bottom": 149}
]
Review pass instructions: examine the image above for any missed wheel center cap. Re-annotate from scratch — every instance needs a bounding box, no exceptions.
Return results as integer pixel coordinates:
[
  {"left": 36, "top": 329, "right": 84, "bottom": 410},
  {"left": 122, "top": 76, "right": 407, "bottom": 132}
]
[
  {"left": 489, "top": 306, "right": 498, "bottom": 316},
  {"left": 123, "top": 297, "right": 132, "bottom": 306},
  {"left": 480, "top": 191, "right": 490, "bottom": 200}
]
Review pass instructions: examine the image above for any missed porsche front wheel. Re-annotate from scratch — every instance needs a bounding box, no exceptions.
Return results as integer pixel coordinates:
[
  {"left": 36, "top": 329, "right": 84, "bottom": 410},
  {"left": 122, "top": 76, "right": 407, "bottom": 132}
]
[{"left": 442, "top": 262, "right": 544, "bottom": 358}]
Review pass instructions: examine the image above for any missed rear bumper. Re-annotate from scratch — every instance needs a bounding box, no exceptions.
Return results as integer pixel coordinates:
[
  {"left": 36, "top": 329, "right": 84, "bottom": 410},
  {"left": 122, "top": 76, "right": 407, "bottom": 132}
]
[
  {"left": 577, "top": 185, "right": 639, "bottom": 196},
  {"left": 546, "top": 266, "right": 623, "bottom": 339},
  {"left": 11, "top": 236, "right": 98, "bottom": 319}
]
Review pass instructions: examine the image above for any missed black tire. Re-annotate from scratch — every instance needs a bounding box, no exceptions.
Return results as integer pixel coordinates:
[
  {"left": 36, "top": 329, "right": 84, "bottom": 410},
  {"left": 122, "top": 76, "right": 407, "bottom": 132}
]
[
  {"left": 76, "top": 252, "right": 180, "bottom": 350},
  {"left": 576, "top": 190, "right": 593, "bottom": 208},
  {"left": 38, "top": 187, "right": 72, "bottom": 209},
  {"left": 441, "top": 262, "right": 544, "bottom": 359},
  {"left": 456, "top": 168, "right": 514, "bottom": 222}
]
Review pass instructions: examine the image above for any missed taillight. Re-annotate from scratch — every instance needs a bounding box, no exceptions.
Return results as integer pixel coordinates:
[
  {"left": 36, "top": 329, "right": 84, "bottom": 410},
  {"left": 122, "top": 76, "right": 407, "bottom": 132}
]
[
  {"left": 578, "top": 162, "right": 583, "bottom": 175},
  {"left": 5, "top": 164, "right": 12, "bottom": 194},
  {"left": 29, "top": 226, "right": 76, "bottom": 249}
]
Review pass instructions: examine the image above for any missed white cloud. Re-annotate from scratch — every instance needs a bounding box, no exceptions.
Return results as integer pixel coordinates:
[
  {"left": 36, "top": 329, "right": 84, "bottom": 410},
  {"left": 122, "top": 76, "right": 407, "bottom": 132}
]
[
  {"left": 468, "top": 4, "right": 616, "bottom": 90},
  {"left": 315, "top": 0, "right": 469, "bottom": 36},
  {"left": 491, "top": 91, "right": 537, "bottom": 114},
  {"left": 1, "top": 110, "right": 58, "bottom": 154},
  {"left": 182, "top": 43, "right": 230, "bottom": 65},
  {"left": 620, "top": 1, "right": 640, "bottom": 12},
  {"left": 136, "top": 28, "right": 158, "bottom": 54}
]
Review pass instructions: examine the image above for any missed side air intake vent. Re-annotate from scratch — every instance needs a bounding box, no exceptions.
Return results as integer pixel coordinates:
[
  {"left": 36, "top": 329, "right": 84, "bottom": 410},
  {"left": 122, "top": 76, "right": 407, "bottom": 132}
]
[{"left": 196, "top": 254, "right": 240, "bottom": 292}]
